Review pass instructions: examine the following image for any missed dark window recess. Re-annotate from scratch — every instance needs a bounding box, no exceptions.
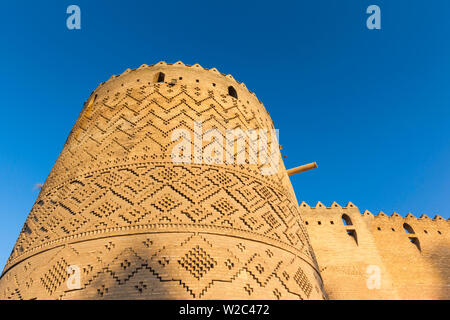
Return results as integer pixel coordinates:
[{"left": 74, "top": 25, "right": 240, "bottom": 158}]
[
  {"left": 403, "top": 223, "right": 415, "bottom": 234},
  {"left": 342, "top": 214, "right": 352, "bottom": 226},
  {"left": 347, "top": 229, "right": 358, "bottom": 245},
  {"left": 23, "top": 223, "right": 32, "bottom": 234},
  {"left": 409, "top": 237, "right": 421, "bottom": 251},
  {"left": 228, "top": 86, "right": 238, "bottom": 99},
  {"left": 156, "top": 72, "right": 165, "bottom": 83}
]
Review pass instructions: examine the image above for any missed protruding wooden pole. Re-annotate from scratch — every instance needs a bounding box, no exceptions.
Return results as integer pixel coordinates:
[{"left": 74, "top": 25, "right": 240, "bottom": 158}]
[{"left": 287, "top": 162, "right": 318, "bottom": 176}]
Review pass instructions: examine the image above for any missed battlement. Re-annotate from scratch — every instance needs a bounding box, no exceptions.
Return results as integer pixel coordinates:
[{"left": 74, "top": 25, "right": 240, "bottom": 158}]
[
  {"left": 299, "top": 201, "right": 449, "bottom": 223},
  {"left": 94, "top": 60, "right": 264, "bottom": 105}
]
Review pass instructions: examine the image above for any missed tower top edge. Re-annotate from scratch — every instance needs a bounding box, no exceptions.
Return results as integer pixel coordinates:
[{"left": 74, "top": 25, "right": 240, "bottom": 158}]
[{"left": 95, "top": 60, "right": 259, "bottom": 101}]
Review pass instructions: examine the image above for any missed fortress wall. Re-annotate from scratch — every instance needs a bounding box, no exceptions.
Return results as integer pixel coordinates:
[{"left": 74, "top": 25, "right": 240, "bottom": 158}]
[
  {"left": 300, "top": 202, "right": 398, "bottom": 299},
  {"left": 301, "top": 202, "right": 449, "bottom": 300},
  {"left": 366, "top": 212, "right": 450, "bottom": 299}
]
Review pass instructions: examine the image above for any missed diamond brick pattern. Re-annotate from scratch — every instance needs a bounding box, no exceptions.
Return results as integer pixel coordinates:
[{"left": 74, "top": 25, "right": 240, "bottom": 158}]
[{"left": 179, "top": 245, "right": 217, "bottom": 280}]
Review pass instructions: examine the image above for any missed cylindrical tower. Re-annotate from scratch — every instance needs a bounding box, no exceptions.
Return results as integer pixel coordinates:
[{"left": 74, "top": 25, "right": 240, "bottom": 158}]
[{"left": 0, "top": 61, "right": 326, "bottom": 299}]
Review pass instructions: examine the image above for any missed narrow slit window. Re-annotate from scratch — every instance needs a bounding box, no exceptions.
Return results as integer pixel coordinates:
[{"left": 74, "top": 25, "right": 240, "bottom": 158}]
[
  {"left": 347, "top": 229, "right": 358, "bottom": 245},
  {"left": 409, "top": 237, "right": 421, "bottom": 251}
]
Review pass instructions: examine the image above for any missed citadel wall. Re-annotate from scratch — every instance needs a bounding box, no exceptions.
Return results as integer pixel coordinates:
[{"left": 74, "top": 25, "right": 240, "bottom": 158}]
[{"left": 300, "top": 202, "right": 449, "bottom": 299}]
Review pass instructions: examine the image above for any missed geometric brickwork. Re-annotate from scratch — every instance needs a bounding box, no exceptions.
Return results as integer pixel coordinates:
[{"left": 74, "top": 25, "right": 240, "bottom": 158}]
[{"left": 0, "top": 62, "right": 326, "bottom": 299}]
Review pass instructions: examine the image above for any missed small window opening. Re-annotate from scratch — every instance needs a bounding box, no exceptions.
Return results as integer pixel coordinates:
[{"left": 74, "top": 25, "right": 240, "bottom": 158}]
[
  {"left": 228, "top": 86, "right": 238, "bottom": 99},
  {"left": 342, "top": 214, "right": 352, "bottom": 226},
  {"left": 330, "top": 221, "right": 334, "bottom": 225},
  {"left": 409, "top": 237, "right": 421, "bottom": 251},
  {"left": 347, "top": 229, "right": 358, "bottom": 245},
  {"left": 156, "top": 72, "right": 165, "bottom": 83},
  {"left": 317, "top": 221, "right": 321, "bottom": 225},
  {"left": 403, "top": 223, "right": 415, "bottom": 234},
  {"left": 305, "top": 221, "right": 309, "bottom": 225}
]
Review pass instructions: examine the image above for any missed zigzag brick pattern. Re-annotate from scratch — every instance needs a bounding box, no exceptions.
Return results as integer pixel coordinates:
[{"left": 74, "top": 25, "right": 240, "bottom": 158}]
[{"left": 0, "top": 62, "right": 326, "bottom": 299}]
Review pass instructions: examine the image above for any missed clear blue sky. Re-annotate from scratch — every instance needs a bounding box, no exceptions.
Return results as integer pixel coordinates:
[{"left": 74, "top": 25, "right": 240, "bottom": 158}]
[{"left": 0, "top": 1, "right": 449, "bottom": 269}]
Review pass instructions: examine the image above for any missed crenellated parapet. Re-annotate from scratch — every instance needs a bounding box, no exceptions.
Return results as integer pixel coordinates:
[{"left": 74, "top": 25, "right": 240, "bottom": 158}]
[
  {"left": 91, "top": 61, "right": 267, "bottom": 111},
  {"left": 300, "top": 200, "right": 448, "bottom": 244},
  {"left": 101, "top": 61, "right": 255, "bottom": 91},
  {"left": 299, "top": 200, "right": 448, "bottom": 222}
]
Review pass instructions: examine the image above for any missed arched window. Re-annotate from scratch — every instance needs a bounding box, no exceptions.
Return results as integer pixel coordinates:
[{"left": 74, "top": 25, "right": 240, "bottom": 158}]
[
  {"left": 228, "top": 86, "right": 238, "bottom": 99},
  {"left": 156, "top": 72, "right": 165, "bottom": 83},
  {"left": 403, "top": 223, "right": 415, "bottom": 234},
  {"left": 342, "top": 214, "right": 352, "bottom": 226}
]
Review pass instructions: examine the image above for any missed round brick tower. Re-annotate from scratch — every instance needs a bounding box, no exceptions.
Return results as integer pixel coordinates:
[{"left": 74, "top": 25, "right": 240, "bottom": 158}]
[{"left": 0, "top": 61, "right": 326, "bottom": 299}]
